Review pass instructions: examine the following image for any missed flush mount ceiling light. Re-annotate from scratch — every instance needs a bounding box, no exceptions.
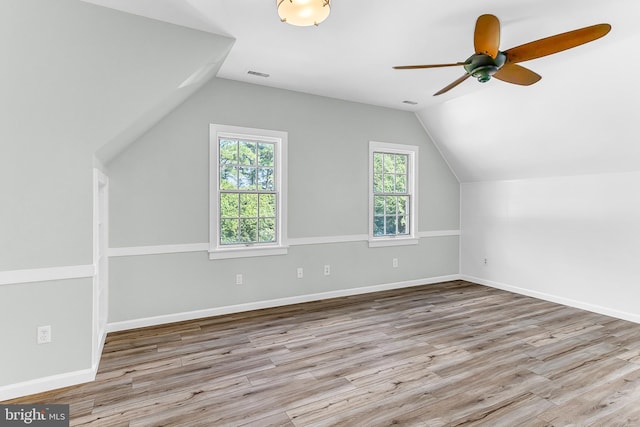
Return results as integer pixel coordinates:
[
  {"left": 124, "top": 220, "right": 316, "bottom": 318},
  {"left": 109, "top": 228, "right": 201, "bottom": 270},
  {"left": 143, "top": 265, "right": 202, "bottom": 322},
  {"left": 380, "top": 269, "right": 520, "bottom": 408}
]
[{"left": 277, "top": 0, "right": 331, "bottom": 27}]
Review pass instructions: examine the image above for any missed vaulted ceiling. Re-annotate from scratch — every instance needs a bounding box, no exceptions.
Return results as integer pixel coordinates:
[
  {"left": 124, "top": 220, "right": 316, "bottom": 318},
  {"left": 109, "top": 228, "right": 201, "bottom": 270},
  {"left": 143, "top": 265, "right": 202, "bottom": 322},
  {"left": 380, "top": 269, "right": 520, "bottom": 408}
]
[{"left": 81, "top": 0, "right": 640, "bottom": 182}]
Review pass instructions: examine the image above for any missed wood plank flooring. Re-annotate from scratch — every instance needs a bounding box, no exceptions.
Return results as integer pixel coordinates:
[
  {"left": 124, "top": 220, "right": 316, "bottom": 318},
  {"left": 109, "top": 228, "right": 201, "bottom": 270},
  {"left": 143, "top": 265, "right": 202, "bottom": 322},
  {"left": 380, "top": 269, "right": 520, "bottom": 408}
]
[{"left": 5, "top": 280, "right": 640, "bottom": 426}]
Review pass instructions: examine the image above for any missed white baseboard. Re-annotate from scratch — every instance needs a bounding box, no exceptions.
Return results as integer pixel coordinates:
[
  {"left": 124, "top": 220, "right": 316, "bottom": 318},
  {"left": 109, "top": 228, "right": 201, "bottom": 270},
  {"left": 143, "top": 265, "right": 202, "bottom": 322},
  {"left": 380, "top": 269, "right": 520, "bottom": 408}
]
[
  {"left": 462, "top": 275, "right": 640, "bottom": 325},
  {"left": 2, "top": 275, "right": 461, "bottom": 401},
  {"left": 107, "top": 274, "right": 462, "bottom": 332},
  {"left": 0, "top": 368, "right": 95, "bottom": 402}
]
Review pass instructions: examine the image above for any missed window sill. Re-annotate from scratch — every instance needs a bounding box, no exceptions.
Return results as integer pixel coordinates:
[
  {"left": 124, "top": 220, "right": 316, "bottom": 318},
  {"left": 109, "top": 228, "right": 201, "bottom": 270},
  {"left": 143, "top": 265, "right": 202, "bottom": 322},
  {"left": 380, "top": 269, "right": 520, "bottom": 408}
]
[
  {"left": 368, "top": 237, "right": 419, "bottom": 248},
  {"left": 209, "top": 245, "right": 288, "bottom": 260}
]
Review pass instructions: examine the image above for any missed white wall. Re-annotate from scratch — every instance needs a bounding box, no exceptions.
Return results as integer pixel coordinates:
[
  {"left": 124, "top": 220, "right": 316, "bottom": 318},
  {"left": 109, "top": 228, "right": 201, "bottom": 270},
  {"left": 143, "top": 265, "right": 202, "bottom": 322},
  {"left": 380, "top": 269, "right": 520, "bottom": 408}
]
[
  {"left": 106, "top": 77, "right": 461, "bottom": 327},
  {"left": 461, "top": 172, "right": 640, "bottom": 323}
]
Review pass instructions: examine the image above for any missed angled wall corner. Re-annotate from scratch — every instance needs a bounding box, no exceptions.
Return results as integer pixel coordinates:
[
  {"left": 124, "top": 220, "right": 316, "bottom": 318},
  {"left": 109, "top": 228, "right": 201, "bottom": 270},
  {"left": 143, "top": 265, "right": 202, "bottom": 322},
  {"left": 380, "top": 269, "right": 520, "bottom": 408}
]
[
  {"left": 0, "top": 0, "right": 231, "bottom": 399},
  {"left": 94, "top": 34, "right": 235, "bottom": 165}
]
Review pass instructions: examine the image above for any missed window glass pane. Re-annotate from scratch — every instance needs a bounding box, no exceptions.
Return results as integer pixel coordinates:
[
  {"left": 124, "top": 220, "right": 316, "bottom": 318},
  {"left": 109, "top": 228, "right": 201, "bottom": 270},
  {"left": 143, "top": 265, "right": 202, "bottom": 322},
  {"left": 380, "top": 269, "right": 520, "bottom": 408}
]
[
  {"left": 220, "top": 219, "right": 239, "bottom": 244},
  {"left": 385, "top": 154, "right": 397, "bottom": 174},
  {"left": 370, "top": 146, "right": 415, "bottom": 239},
  {"left": 239, "top": 218, "right": 258, "bottom": 242},
  {"left": 373, "top": 153, "right": 383, "bottom": 173},
  {"left": 259, "top": 194, "right": 276, "bottom": 217},
  {"left": 383, "top": 154, "right": 395, "bottom": 173},
  {"left": 214, "top": 128, "right": 286, "bottom": 252},
  {"left": 373, "top": 173, "right": 383, "bottom": 193},
  {"left": 238, "top": 141, "right": 257, "bottom": 166},
  {"left": 385, "top": 216, "right": 397, "bottom": 235},
  {"left": 258, "top": 143, "right": 274, "bottom": 167},
  {"left": 374, "top": 216, "right": 385, "bottom": 236},
  {"left": 395, "top": 154, "right": 407, "bottom": 174},
  {"left": 385, "top": 196, "right": 397, "bottom": 215},
  {"left": 258, "top": 167, "right": 274, "bottom": 191},
  {"left": 259, "top": 218, "right": 276, "bottom": 242},
  {"left": 397, "top": 216, "right": 408, "bottom": 234},
  {"left": 238, "top": 167, "right": 257, "bottom": 190},
  {"left": 239, "top": 193, "right": 258, "bottom": 217},
  {"left": 220, "top": 166, "right": 238, "bottom": 190},
  {"left": 219, "top": 139, "right": 238, "bottom": 165},
  {"left": 374, "top": 196, "right": 385, "bottom": 215},
  {"left": 220, "top": 193, "right": 239, "bottom": 218},
  {"left": 397, "top": 196, "right": 408, "bottom": 215},
  {"left": 396, "top": 174, "right": 407, "bottom": 193},
  {"left": 383, "top": 174, "right": 395, "bottom": 192}
]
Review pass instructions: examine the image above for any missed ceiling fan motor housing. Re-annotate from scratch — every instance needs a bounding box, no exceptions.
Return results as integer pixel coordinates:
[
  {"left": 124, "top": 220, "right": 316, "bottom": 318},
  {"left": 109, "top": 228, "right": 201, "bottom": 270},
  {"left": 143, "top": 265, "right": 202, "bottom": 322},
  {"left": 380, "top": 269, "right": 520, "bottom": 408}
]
[{"left": 464, "top": 52, "right": 506, "bottom": 82}]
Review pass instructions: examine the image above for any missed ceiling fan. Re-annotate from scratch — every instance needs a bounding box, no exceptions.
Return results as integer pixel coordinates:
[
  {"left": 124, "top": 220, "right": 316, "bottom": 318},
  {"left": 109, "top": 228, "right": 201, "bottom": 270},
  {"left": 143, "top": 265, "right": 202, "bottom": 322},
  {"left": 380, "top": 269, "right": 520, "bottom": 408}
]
[{"left": 394, "top": 14, "right": 611, "bottom": 96}]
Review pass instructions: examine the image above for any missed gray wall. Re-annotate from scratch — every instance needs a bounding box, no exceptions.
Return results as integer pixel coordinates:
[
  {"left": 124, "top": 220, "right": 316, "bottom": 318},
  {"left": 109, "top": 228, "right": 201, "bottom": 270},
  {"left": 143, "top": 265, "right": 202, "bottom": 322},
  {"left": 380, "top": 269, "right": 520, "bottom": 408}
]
[
  {"left": 1, "top": 0, "right": 232, "bottom": 391},
  {"left": 108, "top": 78, "right": 460, "bottom": 323},
  {"left": 0, "top": 279, "right": 92, "bottom": 385}
]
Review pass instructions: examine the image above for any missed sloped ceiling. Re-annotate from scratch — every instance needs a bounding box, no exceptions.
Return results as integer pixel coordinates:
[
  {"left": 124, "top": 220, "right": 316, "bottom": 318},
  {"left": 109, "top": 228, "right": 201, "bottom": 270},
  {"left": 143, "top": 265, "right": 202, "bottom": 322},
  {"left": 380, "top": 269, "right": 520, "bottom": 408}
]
[
  {"left": 80, "top": 0, "right": 639, "bottom": 181},
  {"left": 2, "top": 0, "right": 233, "bottom": 165},
  {"left": 418, "top": 19, "right": 640, "bottom": 182}
]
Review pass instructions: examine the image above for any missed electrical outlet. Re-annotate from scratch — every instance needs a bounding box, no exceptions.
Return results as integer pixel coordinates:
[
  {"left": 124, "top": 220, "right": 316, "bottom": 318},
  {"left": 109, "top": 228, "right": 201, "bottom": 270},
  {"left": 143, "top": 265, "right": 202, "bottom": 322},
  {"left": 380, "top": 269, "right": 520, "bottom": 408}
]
[
  {"left": 37, "top": 325, "right": 51, "bottom": 344},
  {"left": 236, "top": 274, "right": 243, "bottom": 285},
  {"left": 483, "top": 258, "right": 488, "bottom": 266},
  {"left": 392, "top": 258, "right": 398, "bottom": 268},
  {"left": 323, "top": 264, "right": 331, "bottom": 276},
  {"left": 297, "top": 267, "right": 304, "bottom": 279}
]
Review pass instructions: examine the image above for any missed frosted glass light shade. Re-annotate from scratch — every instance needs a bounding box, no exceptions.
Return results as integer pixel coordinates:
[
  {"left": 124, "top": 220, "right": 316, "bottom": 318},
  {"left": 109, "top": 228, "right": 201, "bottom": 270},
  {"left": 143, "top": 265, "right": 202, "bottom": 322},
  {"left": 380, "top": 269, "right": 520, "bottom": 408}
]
[{"left": 277, "top": 0, "right": 331, "bottom": 27}]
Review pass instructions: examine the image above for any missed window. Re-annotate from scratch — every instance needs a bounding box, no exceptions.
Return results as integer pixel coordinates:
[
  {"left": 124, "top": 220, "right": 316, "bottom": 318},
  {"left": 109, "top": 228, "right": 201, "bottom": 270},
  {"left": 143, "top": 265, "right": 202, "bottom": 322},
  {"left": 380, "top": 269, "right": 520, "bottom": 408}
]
[
  {"left": 210, "top": 124, "right": 288, "bottom": 259},
  {"left": 369, "top": 141, "right": 419, "bottom": 247}
]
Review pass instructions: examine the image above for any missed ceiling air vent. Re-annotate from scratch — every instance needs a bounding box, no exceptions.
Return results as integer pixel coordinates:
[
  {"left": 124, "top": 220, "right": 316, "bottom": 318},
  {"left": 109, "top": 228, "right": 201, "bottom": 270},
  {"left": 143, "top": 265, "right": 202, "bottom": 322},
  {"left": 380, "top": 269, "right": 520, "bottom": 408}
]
[
  {"left": 247, "top": 70, "right": 270, "bottom": 78},
  {"left": 402, "top": 100, "right": 418, "bottom": 105}
]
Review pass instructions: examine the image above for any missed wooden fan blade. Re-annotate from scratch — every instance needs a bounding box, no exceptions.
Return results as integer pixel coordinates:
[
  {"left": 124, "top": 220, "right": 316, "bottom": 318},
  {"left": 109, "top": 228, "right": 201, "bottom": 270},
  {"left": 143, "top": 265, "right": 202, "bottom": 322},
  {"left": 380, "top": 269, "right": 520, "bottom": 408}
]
[
  {"left": 393, "top": 62, "right": 466, "bottom": 70},
  {"left": 434, "top": 74, "right": 472, "bottom": 96},
  {"left": 493, "top": 63, "right": 541, "bottom": 86},
  {"left": 474, "top": 14, "right": 501, "bottom": 58},
  {"left": 504, "top": 23, "right": 611, "bottom": 63}
]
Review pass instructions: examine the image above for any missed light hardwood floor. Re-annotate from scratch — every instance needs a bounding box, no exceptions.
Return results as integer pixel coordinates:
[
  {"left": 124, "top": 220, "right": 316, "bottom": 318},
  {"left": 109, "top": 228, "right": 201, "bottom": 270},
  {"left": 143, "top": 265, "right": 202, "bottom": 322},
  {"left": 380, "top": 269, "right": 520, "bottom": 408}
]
[{"left": 5, "top": 280, "right": 640, "bottom": 426}]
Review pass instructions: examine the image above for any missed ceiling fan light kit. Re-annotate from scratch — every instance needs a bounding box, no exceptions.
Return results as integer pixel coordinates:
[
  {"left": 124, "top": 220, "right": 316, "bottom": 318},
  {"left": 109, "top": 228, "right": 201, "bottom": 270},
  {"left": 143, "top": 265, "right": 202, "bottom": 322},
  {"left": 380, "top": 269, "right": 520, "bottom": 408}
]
[
  {"left": 277, "top": 0, "right": 331, "bottom": 27},
  {"left": 394, "top": 14, "right": 611, "bottom": 96}
]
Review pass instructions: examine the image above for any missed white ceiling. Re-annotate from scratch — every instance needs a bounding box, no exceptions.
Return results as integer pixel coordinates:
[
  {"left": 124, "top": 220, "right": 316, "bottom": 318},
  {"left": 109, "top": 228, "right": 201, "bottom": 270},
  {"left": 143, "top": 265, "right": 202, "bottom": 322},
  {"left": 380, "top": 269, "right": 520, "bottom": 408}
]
[{"left": 81, "top": 0, "right": 640, "bottom": 182}]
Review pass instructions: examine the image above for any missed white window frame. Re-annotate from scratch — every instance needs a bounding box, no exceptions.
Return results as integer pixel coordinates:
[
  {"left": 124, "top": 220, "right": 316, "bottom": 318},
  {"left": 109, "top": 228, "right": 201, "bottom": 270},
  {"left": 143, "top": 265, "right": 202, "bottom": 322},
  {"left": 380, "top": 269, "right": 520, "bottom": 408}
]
[
  {"left": 209, "top": 124, "right": 288, "bottom": 259},
  {"left": 368, "top": 141, "right": 419, "bottom": 248}
]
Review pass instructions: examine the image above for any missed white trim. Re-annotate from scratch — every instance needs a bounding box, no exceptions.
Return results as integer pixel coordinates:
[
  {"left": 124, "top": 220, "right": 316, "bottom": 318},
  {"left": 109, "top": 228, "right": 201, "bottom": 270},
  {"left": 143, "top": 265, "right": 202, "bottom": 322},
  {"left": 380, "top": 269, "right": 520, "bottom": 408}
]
[
  {"left": 288, "top": 234, "right": 369, "bottom": 246},
  {"left": 106, "top": 231, "right": 461, "bottom": 257},
  {"left": 368, "top": 141, "right": 419, "bottom": 247},
  {"left": 368, "top": 237, "right": 419, "bottom": 248},
  {"left": 208, "top": 246, "right": 289, "bottom": 260},
  {"left": 209, "top": 124, "right": 289, "bottom": 260},
  {"left": 92, "top": 332, "right": 107, "bottom": 373},
  {"left": 0, "top": 265, "right": 95, "bottom": 286},
  {"left": 107, "top": 231, "right": 461, "bottom": 257},
  {"left": 92, "top": 168, "right": 109, "bottom": 371},
  {"left": 108, "top": 243, "right": 209, "bottom": 257},
  {"left": 462, "top": 275, "right": 640, "bottom": 325},
  {"left": 0, "top": 368, "right": 95, "bottom": 401},
  {"left": 107, "top": 274, "right": 462, "bottom": 332},
  {"left": 458, "top": 183, "right": 463, "bottom": 277},
  {"left": 92, "top": 168, "right": 108, "bottom": 272},
  {"left": 418, "top": 230, "right": 461, "bottom": 238}
]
